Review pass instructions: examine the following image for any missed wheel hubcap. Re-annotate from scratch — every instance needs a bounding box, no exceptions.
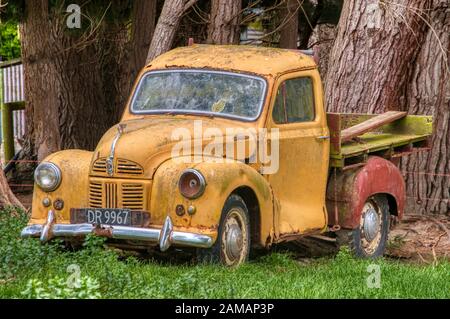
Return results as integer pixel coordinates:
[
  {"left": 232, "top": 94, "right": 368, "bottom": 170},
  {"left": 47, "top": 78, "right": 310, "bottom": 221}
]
[
  {"left": 360, "top": 201, "right": 383, "bottom": 255},
  {"left": 222, "top": 209, "right": 248, "bottom": 265},
  {"left": 226, "top": 223, "right": 243, "bottom": 260},
  {"left": 363, "top": 207, "right": 380, "bottom": 242}
]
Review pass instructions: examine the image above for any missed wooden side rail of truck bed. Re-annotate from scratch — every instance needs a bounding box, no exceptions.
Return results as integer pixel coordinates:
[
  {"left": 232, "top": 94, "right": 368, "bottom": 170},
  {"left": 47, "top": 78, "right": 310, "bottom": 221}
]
[{"left": 327, "top": 112, "right": 433, "bottom": 168}]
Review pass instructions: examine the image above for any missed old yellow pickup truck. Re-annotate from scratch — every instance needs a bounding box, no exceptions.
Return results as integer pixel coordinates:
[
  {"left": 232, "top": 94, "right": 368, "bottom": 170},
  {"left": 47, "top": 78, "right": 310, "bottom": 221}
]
[{"left": 21, "top": 45, "right": 432, "bottom": 266}]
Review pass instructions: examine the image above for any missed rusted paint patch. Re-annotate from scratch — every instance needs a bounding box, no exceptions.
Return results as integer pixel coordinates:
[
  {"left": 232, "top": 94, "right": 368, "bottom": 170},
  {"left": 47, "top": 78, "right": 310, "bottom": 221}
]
[
  {"left": 326, "top": 156, "right": 405, "bottom": 229},
  {"left": 327, "top": 113, "right": 342, "bottom": 155},
  {"left": 147, "top": 44, "right": 316, "bottom": 78},
  {"left": 93, "top": 226, "right": 113, "bottom": 238}
]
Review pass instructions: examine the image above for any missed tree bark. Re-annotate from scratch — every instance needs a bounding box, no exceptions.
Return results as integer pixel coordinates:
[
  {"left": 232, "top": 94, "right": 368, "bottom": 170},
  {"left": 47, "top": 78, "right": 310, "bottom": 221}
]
[
  {"left": 112, "top": 0, "right": 158, "bottom": 117},
  {"left": 308, "top": 23, "right": 337, "bottom": 80},
  {"left": 0, "top": 168, "right": 25, "bottom": 210},
  {"left": 325, "top": 0, "right": 431, "bottom": 113},
  {"left": 279, "top": 0, "right": 299, "bottom": 49},
  {"left": 207, "top": 0, "right": 241, "bottom": 45},
  {"left": 129, "top": 0, "right": 157, "bottom": 83},
  {"left": 401, "top": 0, "right": 450, "bottom": 215},
  {"left": 146, "top": 0, "right": 198, "bottom": 63},
  {"left": 20, "top": 3, "right": 120, "bottom": 159},
  {"left": 19, "top": 1, "right": 153, "bottom": 164},
  {"left": 19, "top": 0, "right": 57, "bottom": 162}
]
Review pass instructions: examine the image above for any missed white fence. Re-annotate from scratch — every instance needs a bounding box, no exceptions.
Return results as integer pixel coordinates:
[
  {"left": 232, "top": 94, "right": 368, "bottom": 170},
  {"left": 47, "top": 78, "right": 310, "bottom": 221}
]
[{"left": 1, "top": 61, "right": 26, "bottom": 141}]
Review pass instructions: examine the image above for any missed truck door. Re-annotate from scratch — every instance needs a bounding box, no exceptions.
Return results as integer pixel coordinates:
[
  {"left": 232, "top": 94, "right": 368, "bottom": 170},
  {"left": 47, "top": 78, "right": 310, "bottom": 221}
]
[{"left": 266, "top": 70, "right": 330, "bottom": 237}]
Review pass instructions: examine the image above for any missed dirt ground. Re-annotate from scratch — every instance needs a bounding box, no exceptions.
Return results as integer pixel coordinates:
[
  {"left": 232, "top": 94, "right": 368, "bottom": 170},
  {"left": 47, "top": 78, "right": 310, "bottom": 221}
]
[
  {"left": 387, "top": 214, "right": 450, "bottom": 263},
  {"left": 15, "top": 192, "right": 449, "bottom": 263}
]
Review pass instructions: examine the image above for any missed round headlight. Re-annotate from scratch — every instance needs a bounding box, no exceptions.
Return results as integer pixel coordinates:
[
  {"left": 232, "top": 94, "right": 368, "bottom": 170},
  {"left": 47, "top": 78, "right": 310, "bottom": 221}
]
[
  {"left": 178, "top": 169, "right": 206, "bottom": 199},
  {"left": 34, "top": 162, "right": 62, "bottom": 192}
]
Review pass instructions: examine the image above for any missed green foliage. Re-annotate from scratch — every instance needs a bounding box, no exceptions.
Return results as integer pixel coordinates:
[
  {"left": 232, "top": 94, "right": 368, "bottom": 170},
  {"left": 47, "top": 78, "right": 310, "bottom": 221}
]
[
  {"left": 82, "top": 233, "right": 107, "bottom": 250},
  {"left": 0, "top": 21, "right": 21, "bottom": 61},
  {"left": 22, "top": 276, "right": 101, "bottom": 299},
  {"left": 0, "top": 209, "right": 60, "bottom": 281},
  {"left": 0, "top": 210, "right": 449, "bottom": 299}
]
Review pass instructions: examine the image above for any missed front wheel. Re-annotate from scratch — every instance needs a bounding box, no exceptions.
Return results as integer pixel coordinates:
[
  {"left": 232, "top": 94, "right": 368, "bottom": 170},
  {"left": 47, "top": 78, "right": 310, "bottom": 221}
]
[
  {"left": 197, "top": 194, "right": 250, "bottom": 266},
  {"left": 339, "top": 195, "right": 390, "bottom": 258}
]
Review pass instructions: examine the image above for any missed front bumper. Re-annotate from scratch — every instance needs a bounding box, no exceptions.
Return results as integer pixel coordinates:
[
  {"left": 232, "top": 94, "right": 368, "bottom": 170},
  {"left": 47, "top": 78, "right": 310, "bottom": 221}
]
[{"left": 21, "top": 210, "right": 213, "bottom": 251}]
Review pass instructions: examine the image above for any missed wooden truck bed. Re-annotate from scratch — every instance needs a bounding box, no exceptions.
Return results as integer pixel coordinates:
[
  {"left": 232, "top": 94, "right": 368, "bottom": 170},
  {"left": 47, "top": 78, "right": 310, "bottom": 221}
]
[{"left": 327, "top": 112, "right": 433, "bottom": 168}]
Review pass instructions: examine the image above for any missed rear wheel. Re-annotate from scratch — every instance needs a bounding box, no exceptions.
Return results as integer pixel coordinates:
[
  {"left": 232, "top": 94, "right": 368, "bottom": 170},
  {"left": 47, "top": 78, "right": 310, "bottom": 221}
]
[
  {"left": 339, "top": 195, "right": 390, "bottom": 258},
  {"left": 197, "top": 194, "right": 250, "bottom": 266}
]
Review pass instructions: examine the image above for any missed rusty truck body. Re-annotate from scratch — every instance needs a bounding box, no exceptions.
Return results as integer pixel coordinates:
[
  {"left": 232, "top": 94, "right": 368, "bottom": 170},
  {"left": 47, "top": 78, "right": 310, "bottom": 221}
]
[{"left": 21, "top": 45, "right": 432, "bottom": 266}]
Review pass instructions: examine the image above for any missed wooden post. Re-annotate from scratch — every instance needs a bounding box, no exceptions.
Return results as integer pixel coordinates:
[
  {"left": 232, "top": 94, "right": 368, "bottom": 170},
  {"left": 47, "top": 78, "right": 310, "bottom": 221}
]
[{"left": 0, "top": 64, "right": 15, "bottom": 163}]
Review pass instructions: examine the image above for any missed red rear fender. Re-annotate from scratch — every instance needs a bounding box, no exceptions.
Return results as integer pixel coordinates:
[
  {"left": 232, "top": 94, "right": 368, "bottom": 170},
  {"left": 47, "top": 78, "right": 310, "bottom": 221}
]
[{"left": 326, "top": 156, "right": 405, "bottom": 229}]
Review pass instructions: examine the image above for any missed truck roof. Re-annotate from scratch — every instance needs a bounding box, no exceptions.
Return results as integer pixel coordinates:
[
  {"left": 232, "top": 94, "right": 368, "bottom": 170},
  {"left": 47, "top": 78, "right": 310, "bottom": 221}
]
[{"left": 147, "top": 44, "right": 317, "bottom": 77}]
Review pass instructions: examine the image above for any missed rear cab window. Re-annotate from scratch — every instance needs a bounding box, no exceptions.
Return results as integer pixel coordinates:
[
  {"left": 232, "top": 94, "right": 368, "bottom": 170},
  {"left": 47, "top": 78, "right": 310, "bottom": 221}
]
[{"left": 272, "top": 77, "right": 315, "bottom": 124}]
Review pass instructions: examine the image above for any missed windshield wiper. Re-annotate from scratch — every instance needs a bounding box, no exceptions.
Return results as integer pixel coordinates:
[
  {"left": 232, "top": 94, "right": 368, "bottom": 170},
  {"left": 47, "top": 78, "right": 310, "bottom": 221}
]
[{"left": 162, "top": 110, "right": 216, "bottom": 119}]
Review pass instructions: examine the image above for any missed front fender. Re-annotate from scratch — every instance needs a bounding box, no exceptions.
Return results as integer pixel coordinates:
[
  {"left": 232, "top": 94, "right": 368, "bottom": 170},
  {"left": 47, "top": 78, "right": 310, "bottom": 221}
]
[
  {"left": 150, "top": 157, "right": 274, "bottom": 246},
  {"left": 30, "top": 150, "right": 93, "bottom": 224},
  {"left": 326, "top": 156, "right": 405, "bottom": 229}
]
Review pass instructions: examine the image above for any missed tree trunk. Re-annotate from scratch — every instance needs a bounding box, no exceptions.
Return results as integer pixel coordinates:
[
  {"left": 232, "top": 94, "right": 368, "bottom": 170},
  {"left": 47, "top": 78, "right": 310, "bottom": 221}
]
[
  {"left": 0, "top": 168, "right": 25, "bottom": 210},
  {"left": 19, "top": 1, "right": 148, "bottom": 163},
  {"left": 146, "top": 0, "right": 198, "bottom": 63},
  {"left": 308, "top": 23, "right": 337, "bottom": 80},
  {"left": 129, "top": 0, "right": 157, "bottom": 84},
  {"left": 111, "top": 0, "right": 157, "bottom": 118},
  {"left": 325, "top": 0, "right": 431, "bottom": 113},
  {"left": 207, "top": 0, "right": 241, "bottom": 44},
  {"left": 279, "top": 0, "right": 299, "bottom": 49},
  {"left": 20, "top": 5, "right": 120, "bottom": 158},
  {"left": 401, "top": 0, "right": 450, "bottom": 215},
  {"left": 19, "top": 0, "right": 59, "bottom": 161},
  {"left": 107, "top": 0, "right": 158, "bottom": 119}
]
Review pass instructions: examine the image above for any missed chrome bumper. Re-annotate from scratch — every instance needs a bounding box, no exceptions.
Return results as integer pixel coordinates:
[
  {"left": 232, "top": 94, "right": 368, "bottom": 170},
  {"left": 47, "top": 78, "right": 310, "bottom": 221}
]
[{"left": 21, "top": 210, "right": 213, "bottom": 251}]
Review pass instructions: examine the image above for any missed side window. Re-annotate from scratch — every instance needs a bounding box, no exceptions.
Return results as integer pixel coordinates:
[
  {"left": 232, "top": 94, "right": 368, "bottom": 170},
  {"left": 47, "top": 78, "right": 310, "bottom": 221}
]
[{"left": 272, "top": 77, "right": 315, "bottom": 124}]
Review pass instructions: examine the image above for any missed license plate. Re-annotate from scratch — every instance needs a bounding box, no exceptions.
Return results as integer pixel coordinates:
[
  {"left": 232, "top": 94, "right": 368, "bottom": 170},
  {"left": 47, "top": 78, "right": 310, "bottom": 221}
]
[{"left": 70, "top": 209, "right": 150, "bottom": 227}]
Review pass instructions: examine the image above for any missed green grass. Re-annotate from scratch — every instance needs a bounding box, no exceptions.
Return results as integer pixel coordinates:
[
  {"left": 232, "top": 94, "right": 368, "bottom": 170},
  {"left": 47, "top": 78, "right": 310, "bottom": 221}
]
[{"left": 0, "top": 208, "right": 448, "bottom": 299}]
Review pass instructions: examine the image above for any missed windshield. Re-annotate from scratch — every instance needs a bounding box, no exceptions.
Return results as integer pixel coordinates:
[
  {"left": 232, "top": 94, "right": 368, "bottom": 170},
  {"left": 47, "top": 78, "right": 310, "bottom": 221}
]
[{"left": 131, "top": 70, "right": 266, "bottom": 120}]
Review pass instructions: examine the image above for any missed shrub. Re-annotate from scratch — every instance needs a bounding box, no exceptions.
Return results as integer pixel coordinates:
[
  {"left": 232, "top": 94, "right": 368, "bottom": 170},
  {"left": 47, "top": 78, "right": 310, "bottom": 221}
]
[
  {"left": 22, "top": 276, "right": 101, "bottom": 299},
  {"left": 0, "top": 21, "right": 21, "bottom": 61}
]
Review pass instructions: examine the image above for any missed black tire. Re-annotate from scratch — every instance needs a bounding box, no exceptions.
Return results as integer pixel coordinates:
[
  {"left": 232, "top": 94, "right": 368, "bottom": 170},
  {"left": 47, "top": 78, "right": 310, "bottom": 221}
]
[
  {"left": 197, "top": 194, "right": 250, "bottom": 266},
  {"left": 338, "top": 195, "right": 390, "bottom": 258}
]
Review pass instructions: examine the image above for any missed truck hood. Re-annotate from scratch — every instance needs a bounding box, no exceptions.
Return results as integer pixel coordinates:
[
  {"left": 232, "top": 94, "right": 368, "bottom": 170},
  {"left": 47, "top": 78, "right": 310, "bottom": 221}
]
[{"left": 92, "top": 116, "right": 254, "bottom": 179}]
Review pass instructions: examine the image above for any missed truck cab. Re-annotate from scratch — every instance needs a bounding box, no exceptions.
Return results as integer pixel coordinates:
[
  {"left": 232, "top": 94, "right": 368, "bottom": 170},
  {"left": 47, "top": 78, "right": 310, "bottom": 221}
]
[{"left": 21, "top": 45, "right": 432, "bottom": 266}]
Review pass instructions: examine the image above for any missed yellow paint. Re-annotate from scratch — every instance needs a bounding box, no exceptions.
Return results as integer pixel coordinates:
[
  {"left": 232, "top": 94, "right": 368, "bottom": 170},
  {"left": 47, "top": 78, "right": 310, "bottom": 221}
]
[
  {"left": 29, "top": 150, "right": 92, "bottom": 224},
  {"left": 266, "top": 69, "right": 330, "bottom": 237},
  {"left": 28, "top": 45, "right": 328, "bottom": 247},
  {"left": 150, "top": 157, "right": 274, "bottom": 245},
  {"left": 148, "top": 45, "right": 315, "bottom": 77}
]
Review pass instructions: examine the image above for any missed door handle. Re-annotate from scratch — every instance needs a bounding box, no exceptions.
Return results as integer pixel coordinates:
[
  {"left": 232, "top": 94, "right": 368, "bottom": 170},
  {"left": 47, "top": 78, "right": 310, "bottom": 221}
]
[{"left": 316, "top": 136, "right": 330, "bottom": 140}]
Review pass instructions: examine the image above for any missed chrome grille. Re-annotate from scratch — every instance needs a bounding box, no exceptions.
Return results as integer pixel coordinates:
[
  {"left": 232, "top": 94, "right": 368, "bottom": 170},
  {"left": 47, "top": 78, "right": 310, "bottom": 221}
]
[
  {"left": 92, "top": 158, "right": 107, "bottom": 174},
  {"left": 105, "top": 182, "right": 118, "bottom": 208},
  {"left": 89, "top": 181, "right": 103, "bottom": 208},
  {"left": 121, "top": 183, "right": 144, "bottom": 210},
  {"left": 89, "top": 180, "right": 146, "bottom": 210},
  {"left": 91, "top": 158, "right": 143, "bottom": 176},
  {"left": 117, "top": 159, "right": 144, "bottom": 175}
]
